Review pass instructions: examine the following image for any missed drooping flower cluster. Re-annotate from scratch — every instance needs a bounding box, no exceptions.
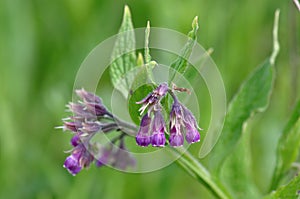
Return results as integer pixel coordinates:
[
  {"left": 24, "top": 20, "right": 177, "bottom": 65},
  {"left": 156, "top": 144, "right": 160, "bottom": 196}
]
[
  {"left": 169, "top": 100, "right": 201, "bottom": 146},
  {"left": 136, "top": 83, "right": 201, "bottom": 147},
  {"left": 58, "top": 84, "right": 200, "bottom": 175},
  {"left": 136, "top": 109, "right": 167, "bottom": 147},
  {"left": 58, "top": 89, "right": 135, "bottom": 176},
  {"left": 135, "top": 83, "right": 168, "bottom": 147}
]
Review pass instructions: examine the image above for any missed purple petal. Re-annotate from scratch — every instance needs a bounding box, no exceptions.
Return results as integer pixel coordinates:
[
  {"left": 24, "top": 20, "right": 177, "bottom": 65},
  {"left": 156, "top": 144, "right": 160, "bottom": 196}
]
[
  {"left": 182, "top": 106, "right": 199, "bottom": 129},
  {"left": 63, "top": 155, "right": 82, "bottom": 176},
  {"left": 151, "top": 111, "right": 166, "bottom": 147},
  {"left": 85, "top": 102, "right": 108, "bottom": 117},
  {"left": 136, "top": 135, "right": 151, "bottom": 147},
  {"left": 185, "top": 124, "right": 200, "bottom": 143},
  {"left": 154, "top": 83, "right": 168, "bottom": 96},
  {"left": 152, "top": 111, "right": 166, "bottom": 133},
  {"left": 63, "top": 121, "right": 82, "bottom": 132},
  {"left": 170, "top": 101, "right": 183, "bottom": 118},
  {"left": 136, "top": 93, "right": 152, "bottom": 104},
  {"left": 67, "top": 103, "right": 85, "bottom": 113},
  {"left": 79, "top": 152, "right": 94, "bottom": 168},
  {"left": 136, "top": 114, "right": 152, "bottom": 146},
  {"left": 70, "top": 134, "right": 80, "bottom": 147},
  {"left": 95, "top": 160, "right": 104, "bottom": 167},
  {"left": 76, "top": 89, "right": 102, "bottom": 104},
  {"left": 113, "top": 147, "right": 136, "bottom": 170},
  {"left": 81, "top": 121, "right": 102, "bottom": 133},
  {"left": 169, "top": 126, "right": 184, "bottom": 147},
  {"left": 136, "top": 83, "right": 169, "bottom": 114},
  {"left": 169, "top": 102, "right": 183, "bottom": 129},
  {"left": 96, "top": 147, "right": 113, "bottom": 167},
  {"left": 68, "top": 103, "right": 95, "bottom": 119},
  {"left": 151, "top": 133, "right": 166, "bottom": 147},
  {"left": 140, "top": 113, "right": 152, "bottom": 128},
  {"left": 169, "top": 134, "right": 184, "bottom": 147}
]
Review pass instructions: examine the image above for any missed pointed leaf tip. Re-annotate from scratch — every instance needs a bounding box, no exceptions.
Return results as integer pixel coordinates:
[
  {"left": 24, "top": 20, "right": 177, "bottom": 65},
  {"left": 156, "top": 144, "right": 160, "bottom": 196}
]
[
  {"left": 145, "top": 20, "right": 151, "bottom": 64},
  {"left": 168, "top": 17, "right": 199, "bottom": 83},
  {"left": 109, "top": 4, "right": 136, "bottom": 98},
  {"left": 137, "top": 52, "right": 144, "bottom": 66},
  {"left": 270, "top": 9, "right": 280, "bottom": 65},
  {"left": 124, "top": 5, "right": 131, "bottom": 17},
  {"left": 192, "top": 16, "right": 199, "bottom": 30}
]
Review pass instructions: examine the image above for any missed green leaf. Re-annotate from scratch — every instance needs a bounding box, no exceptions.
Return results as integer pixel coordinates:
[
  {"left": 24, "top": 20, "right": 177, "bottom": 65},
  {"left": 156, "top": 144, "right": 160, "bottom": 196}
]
[
  {"left": 270, "top": 100, "right": 300, "bottom": 190},
  {"left": 168, "top": 16, "right": 199, "bottom": 83},
  {"left": 181, "top": 48, "right": 213, "bottom": 85},
  {"left": 265, "top": 175, "right": 300, "bottom": 199},
  {"left": 207, "top": 10, "right": 280, "bottom": 174},
  {"left": 110, "top": 5, "right": 137, "bottom": 98},
  {"left": 143, "top": 21, "right": 156, "bottom": 84},
  {"left": 208, "top": 59, "right": 275, "bottom": 173},
  {"left": 220, "top": 131, "right": 261, "bottom": 199},
  {"left": 129, "top": 60, "right": 157, "bottom": 94},
  {"left": 128, "top": 84, "right": 153, "bottom": 125},
  {"left": 136, "top": 52, "right": 144, "bottom": 66},
  {"left": 128, "top": 21, "right": 156, "bottom": 96},
  {"left": 144, "top": 21, "right": 151, "bottom": 64}
]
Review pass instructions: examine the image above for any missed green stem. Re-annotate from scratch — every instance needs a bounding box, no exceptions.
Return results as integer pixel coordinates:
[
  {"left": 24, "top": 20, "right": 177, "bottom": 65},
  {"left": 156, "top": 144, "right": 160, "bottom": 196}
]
[
  {"left": 146, "top": 61, "right": 157, "bottom": 85},
  {"left": 169, "top": 147, "right": 231, "bottom": 199},
  {"left": 115, "top": 118, "right": 231, "bottom": 199},
  {"left": 106, "top": 112, "right": 137, "bottom": 136}
]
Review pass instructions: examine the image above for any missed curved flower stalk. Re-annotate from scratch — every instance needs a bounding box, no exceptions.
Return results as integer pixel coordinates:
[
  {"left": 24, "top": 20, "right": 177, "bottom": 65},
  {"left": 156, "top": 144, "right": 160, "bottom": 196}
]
[
  {"left": 136, "top": 83, "right": 202, "bottom": 147},
  {"left": 57, "top": 89, "right": 136, "bottom": 176}
]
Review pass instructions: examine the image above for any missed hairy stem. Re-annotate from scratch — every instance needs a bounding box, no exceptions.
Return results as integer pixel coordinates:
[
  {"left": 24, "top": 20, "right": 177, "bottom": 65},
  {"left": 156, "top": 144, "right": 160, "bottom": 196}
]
[
  {"left": 105, "top": 112, "right": 137, "bottom": 136},
  {"left": 115, "top": 116, "right": 231, "bottom": 199},
  {"left": 170, "top": 147, "right": 231, "bottom": 199}
]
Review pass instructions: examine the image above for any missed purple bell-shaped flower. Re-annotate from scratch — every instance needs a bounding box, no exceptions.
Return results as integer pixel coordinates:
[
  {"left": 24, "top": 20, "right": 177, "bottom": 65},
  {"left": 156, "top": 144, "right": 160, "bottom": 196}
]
[
  {"left": 136, "top": 113, "right": 152, "bottom": 146},
  {"left": 151, "top": 110, "right": 166, "bottom": 147}
]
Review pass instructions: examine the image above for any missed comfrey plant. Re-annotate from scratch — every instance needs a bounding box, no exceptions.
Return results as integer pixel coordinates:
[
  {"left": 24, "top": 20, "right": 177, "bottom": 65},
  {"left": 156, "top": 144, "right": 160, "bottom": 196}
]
[
  {"left": 58, "top": 89, "right": 136, "bottom": 175},
  {"left": 58, "top": 6, "right": 300, "bottom": 199}
]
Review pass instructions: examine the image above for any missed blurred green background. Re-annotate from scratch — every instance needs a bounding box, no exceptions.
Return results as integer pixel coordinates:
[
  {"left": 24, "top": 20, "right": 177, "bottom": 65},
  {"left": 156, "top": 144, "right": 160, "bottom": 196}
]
[{"left": 0, "top": 0, "right": 299, "bottom": 198}]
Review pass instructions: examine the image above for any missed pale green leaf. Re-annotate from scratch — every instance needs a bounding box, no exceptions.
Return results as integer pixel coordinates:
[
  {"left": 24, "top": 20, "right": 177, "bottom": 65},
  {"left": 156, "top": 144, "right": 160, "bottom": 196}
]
[
  {"left": 220, "top": 131, "right": 261, "bottom": 199},
  {"left": 129, "top": 60, "right": 156, "bottom": 95},
  {"left": 270, "top": 100, "right": 300, "bottom": 190},
  {"left": 207, "top": 10, "right": 280, "bottom": 174},
  {"left": 208, "top": 59, "right": 275, "bottom": 173},
  {"left": 265, "top": 175, "right": 300, "bottom": 199},
  {"left": 136, "top": 52, "right": 144, "bottom": 66},
  {"left": 127, "top": 21, "right": 155, "bottom": 97},
  {"left": 144, "top": 21, "right": 151, "bottom": 64},
  {"left": 110, "top": 5, "right": 137, "bottom": 98},
  {"left": 168, "top": 16, "right": 199, "bottom": 83}
]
